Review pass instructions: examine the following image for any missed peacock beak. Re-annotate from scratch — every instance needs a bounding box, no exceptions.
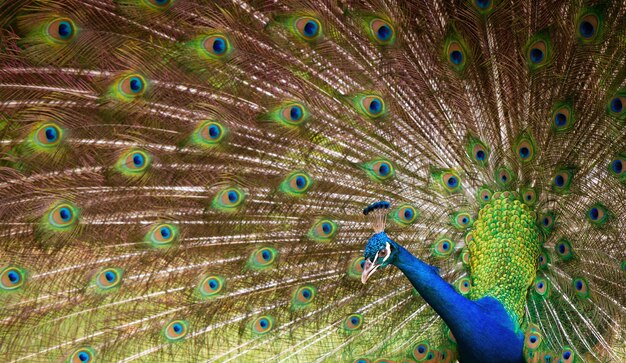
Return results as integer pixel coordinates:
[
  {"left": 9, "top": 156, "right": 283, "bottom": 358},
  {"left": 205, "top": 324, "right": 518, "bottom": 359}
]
[{"left": 361, "top": 258, "right": 381, "bottom": 284}]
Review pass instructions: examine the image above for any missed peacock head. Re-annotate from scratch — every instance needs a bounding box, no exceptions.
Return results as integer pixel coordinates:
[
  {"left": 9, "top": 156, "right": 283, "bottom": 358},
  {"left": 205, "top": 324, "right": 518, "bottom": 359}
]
[{"left": 362, "top": 231, "right": 399, "bottom": 284}]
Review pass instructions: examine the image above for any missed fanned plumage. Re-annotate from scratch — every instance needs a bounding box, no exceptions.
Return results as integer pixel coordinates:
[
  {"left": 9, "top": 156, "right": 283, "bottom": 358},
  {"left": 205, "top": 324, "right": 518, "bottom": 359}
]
[{"left": 0, "top": 0, "right": 625, "bottom": 362}]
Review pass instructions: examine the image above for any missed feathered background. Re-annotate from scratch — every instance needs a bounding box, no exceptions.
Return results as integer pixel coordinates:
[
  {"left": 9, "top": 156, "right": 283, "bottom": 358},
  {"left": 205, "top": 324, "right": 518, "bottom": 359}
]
[{"left": 0, "top": 0, "right": 625, "bottom": 362}]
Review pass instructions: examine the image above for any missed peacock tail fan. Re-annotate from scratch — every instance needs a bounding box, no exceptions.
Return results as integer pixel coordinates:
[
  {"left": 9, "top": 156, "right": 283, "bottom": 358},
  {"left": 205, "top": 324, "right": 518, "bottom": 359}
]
[{"left": 0, "top": 0, "right": 625, "bottom": 362}]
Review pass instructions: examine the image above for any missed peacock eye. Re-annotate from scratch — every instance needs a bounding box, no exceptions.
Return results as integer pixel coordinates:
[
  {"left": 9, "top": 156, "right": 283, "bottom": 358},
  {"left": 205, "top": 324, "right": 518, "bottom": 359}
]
[
  {"left": 378, "top": 249, "right": 387, "bottom": 257},
  {"left": 294, "top": 17, "right": 322, "bottom": 41},
  {"left": 47, "top": 18, "right": 77, "bottom": 43},
  {"left": 369, "top": 18, "right": 395, "bottom": 45},
  {"left": 200, "top": 33, "right": 234, "bottom": 59}
]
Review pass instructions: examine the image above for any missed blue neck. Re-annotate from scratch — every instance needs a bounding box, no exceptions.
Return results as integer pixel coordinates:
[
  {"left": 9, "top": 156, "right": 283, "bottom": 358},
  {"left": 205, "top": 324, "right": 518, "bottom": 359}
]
[
  {"left": 391, "top": 243, "right": 525, "bottom": 363},
  {"left": 393, "top": 244, "right": 475, "bottom": 333}
]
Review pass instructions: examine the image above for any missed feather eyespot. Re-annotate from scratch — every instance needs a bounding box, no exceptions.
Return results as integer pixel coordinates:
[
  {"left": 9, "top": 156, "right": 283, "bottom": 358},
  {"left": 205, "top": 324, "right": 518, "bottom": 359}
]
[
  {"left": 472, "top": 0, "right": 493, "bottom": 12},
  {"left": 451, "top": 212, "right": 472, "bottom": 230},
  {"left": 199, "top": 275, "right": 225, "bottom": 298},
  {"left": 355, "top": 94, "right": 386, "bottom": 118},
  {"left": 528, "top": 41, "right": 546, "bottom": 64},
  {"left": 163, "top": 320, "right": 188, "bottom": 341},
  {"left": 455, "top": 277, "right": 471, "bottom": 295},
  {"left": 252, "top": 316, "right": 274, "bottom": 334},
  {"left": 212, "top": 186, "right": 245, "bottom": 211},
  {"left": 344, "top": 314, "right": 363, "bottom": 331},
  {"left": 433, "top": 168, "right": 461, "bottom": 193},
  {"left": 551, "top": 103, "right": 575, "bottom": 132},
  {"left": 577, "top": 11, "right": 600, "bottom": 41},
  {"left": 283, "top": 104, "right": 304, "bottom": 124},
  {"left": 202, "top": 34, "right": 232, "bottom": 59},
  {"left": 610, "top": 158, "right": 624, "bottom": 175},
  {"left": 116, "top": 149, "right": 151, "bottom": 176},
  {"left": 95, "top": 268, "right": 123, "bottom": 290},
  {"left": 446, "top": 176, "right": 458, "bottom": 188},
  {"left": 555, "top": 239, "right": 573, "bottom": 261},
  {"left": 538, "top": 250, "right": 550, "bottom": 269},
  {"left": 294, "top": 17, "right": 322, "bottom": 41},
  {"left": 611, "top": 98, "right": 623, "bottom": 113},
  {"left": 281, "top": 171, "right": 312, "bottom": 196},
  {"left": 68, "top": 347, "right": 95, "bottom": 363},
  {"left": 495, "top": 167, "right": 514, "bottom": 187},
  {"left": 273, "top": 102, "right": 309, "bottom": 127},
  {"left": 446, "top": 41, "right": 467, "bottom": 70},
  {"left": 33, "top": 122, "right": 63, "bottom": 148},
  {"left": 521, "top": 187, "right": 537, "bottom": 205},
  {"left": 440, "top": 348, "right": 455, "bottom": 363},
  {"left": 391, "top": 204, "right": 418, "bottom": 226},
  {"left": 47, "top": 18, "right": 76, "bottom": 43},
  {"left": 560, "top": 348, "right": 576, "bottom": 363},
  {"left": 472, "top": 144, "right": 489, "bottom": 163},
  {"left": 514, "top": 132, "right": 536, "bottom": 162},
  {"left": 146, "top": 223, "right": 179, "bottom": 248},
  {"left": 466, "top": 136, "right": 489, "bottom": 165},
  {"left": 478, "top": 187, "right": 492, "bottom": 203},
  {"left": 309, "top": 219, "right": 338, "bottom": 241},
  {"left": 143, "top": 0, "right": 173, "bottom": 10},
  {"left": 525, "top": 34, "right": 552, "bottom": 70},
  {"left": 348, "top": 256, "right": 366, "bottom": 279},
  {"left": 608, "top": 93, "right": 626, "bottom": 119},
  {"left": 369, "top": 19, "right": 395, "bottom": 45},
  {"left": 292, "top": 285, "right": 316, "bottom": 308},
  {"left": 552, "top": 168, "right": 574, "bottom": 193},
  {"left": 118, "top": 74, "right": 146, "bottom": 98},
  {"left": 538, "top": 211, "right": 555, "bottom": 234},
  {"left": 460, "top": 247, "right": 470, "bottom": 267},
  {"left": 586, "top": 203, "right": 608, "bottom": 226},
  {"left": 365, "top": 159, "right": 395, "bottom": 181},
  {"left": 533, "top": 277, "right": 549, "bottom": 297},
  {"left": 354, "top": 359, "right": 371, "bottom": 363},
  {"left": 609, "top": 155, "right": 626, "bottom": 180},
  {"left": 413, "top": 341, "right": 431, "bottom": 361},
  {"left": 432, "top": 237, "right": 455, "bottom": 258},
  {"left": 0, "top": 266, "right": 26, "bottom": 291},
  {"left": 47, "top": 202, "right": 79, "bottom": 230},
  {"left": 193, "top": 120, "right": 227, "bottom": 147},
  {"left": 249, "top": 247, "right": 278, "bottom": 269},
  {"left": 572, "top": 277, "right": 589, "bottom": 299},
  {"left": 524, "top": 330, "right": 542, "bottom": 350}
]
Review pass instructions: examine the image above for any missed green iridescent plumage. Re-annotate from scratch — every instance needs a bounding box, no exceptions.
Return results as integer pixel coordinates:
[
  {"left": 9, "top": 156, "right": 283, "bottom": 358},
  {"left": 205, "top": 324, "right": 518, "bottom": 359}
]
[{"left": 468, "top": 192, "right": 540, "bottom": 326}]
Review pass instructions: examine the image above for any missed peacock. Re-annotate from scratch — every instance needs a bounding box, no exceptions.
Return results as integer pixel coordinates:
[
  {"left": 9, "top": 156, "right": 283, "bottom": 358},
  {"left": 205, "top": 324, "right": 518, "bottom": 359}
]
[{"left": 1, "top": 0, "right": 625, "bottom": 362}]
